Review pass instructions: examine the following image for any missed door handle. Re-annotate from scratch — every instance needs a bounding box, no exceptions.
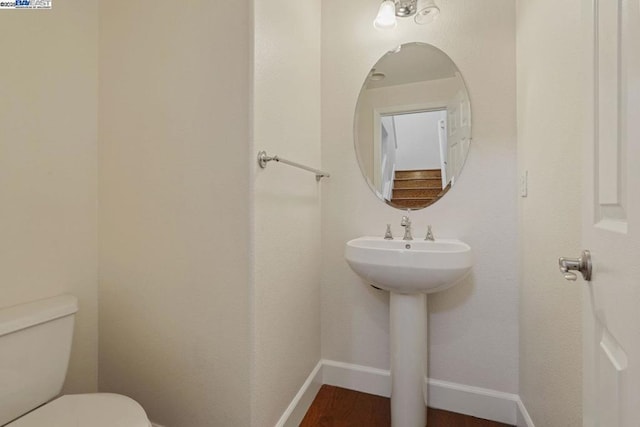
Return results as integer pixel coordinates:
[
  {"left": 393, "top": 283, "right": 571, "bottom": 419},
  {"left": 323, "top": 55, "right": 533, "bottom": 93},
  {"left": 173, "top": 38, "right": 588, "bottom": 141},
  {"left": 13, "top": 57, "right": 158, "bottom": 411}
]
[{"left": 558, "top": 250, "right": 592, "bottom": 281}]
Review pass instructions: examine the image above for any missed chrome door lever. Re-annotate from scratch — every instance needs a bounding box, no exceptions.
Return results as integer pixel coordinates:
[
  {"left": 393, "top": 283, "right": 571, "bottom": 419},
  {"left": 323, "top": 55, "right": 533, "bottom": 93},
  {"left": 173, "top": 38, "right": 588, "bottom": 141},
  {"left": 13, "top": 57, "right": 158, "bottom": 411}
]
[{"left": 559, "top": 250, "right": 592, "bottom": 281}]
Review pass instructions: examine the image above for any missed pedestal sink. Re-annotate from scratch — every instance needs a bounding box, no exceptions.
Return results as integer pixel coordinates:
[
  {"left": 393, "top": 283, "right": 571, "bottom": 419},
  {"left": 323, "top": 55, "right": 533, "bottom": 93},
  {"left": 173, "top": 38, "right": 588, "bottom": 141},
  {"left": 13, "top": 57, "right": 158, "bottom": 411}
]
[{"left": 345, "top": 236, "right": 473, "bottom": 427}]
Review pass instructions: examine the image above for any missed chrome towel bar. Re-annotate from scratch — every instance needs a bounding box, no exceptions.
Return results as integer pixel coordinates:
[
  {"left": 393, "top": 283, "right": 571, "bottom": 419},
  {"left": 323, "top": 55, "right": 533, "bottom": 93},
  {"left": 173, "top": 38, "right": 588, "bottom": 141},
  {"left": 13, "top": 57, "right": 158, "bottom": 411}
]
[{"left": 257, "top": 151, "right": 330, "bottom": 181}]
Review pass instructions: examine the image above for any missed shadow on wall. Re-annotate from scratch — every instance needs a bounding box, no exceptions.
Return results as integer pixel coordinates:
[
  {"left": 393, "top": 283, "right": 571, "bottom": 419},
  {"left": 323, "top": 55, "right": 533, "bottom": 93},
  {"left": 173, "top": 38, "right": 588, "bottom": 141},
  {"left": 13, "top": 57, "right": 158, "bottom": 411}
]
[{"left": 428, "top": 272, "right": 474, "bottom": 314}]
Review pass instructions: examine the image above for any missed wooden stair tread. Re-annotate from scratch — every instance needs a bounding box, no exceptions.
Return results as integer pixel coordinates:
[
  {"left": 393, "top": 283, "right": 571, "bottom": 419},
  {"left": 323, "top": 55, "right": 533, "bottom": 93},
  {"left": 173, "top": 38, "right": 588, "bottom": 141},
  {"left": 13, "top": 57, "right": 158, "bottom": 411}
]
[
  {"left": 392, "top": 198, "right": 437, "bottom": 201},
  {"left": 394, "top": 180, "right": 442, "bottom": 190},
  {"left": 390, "top": 200, "right": 437, "bottom": 208},
  {"left": 395, "top": 173, "right": 441, "bottom": 177},
  {"left": 393, "top": 187, "right": 442, "bottom": 191},
  {"left": 395, "top": 169, "right": 442, "bottom": 179},
  {"left": 393, "top": 187, "right": 444, "bottom": 197}
]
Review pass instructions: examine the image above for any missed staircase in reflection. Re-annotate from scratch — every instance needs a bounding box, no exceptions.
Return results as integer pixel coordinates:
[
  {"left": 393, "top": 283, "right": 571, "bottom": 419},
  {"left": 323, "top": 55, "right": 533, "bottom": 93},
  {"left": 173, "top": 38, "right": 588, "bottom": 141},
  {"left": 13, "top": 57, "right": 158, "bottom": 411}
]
[{"left": 390, "top": 169, "right": 449, "bottom": 209}]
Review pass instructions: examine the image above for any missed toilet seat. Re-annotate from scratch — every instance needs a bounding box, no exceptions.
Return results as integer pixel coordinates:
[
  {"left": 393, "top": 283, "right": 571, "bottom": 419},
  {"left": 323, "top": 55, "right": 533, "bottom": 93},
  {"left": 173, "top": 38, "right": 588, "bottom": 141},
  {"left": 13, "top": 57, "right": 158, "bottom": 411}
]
[{"left": 6, "top": 393, "right": 151, "bottom": 427}]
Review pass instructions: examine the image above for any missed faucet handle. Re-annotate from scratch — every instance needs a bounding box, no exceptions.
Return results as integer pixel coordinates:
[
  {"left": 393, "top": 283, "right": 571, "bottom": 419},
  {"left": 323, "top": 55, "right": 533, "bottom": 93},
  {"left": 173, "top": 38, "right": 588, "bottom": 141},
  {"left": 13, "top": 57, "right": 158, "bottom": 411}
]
[
  {"left": 384, "top": 224, "right": 394, "bottom": 240},
  {"left": 425, "top": 225, "right": 435, "bottom": 241}
]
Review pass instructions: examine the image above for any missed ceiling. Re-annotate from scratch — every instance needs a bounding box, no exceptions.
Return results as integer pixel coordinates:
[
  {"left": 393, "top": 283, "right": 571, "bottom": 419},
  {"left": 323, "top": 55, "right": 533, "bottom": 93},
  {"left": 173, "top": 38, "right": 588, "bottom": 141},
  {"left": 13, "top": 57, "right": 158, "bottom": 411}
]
[{"left": 365, "top": 43, "right": 458, "bottom": 89}]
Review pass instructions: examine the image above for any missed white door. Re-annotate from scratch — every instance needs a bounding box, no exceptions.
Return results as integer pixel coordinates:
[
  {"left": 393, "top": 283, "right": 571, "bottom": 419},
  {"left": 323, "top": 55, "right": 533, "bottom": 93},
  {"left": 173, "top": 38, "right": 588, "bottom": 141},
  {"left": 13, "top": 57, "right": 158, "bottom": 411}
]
[
  {"left": 582, "top": 0, "right": 640, "bottom": 425},
  {"left": 437, "top": 119, "right": 448, "bottom": 188}
]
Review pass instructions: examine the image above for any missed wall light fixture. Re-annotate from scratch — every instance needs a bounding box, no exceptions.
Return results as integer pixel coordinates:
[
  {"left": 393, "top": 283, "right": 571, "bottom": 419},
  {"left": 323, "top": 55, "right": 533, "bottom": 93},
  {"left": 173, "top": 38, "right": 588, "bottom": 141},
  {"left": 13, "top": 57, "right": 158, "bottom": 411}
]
[{"left": 374, "top": 0, "right": 440, "bottom": 29}]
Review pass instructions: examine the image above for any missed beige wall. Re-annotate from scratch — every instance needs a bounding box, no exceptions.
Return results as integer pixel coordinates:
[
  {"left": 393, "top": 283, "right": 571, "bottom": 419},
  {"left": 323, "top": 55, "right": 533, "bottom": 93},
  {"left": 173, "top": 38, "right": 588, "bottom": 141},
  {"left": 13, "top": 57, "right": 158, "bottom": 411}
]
[
  {"left": 0, "top": 1, "right": 99, "bottom": 394},
  {"left": 516, "top": 0, "right": 583, "bottom": 425},
  {"left": 98, "top": 1, "right": 252, "bottom": 426},
  {"left": 252, "top": 0, "right": 322, "bottom": 425},
  {"left": 321, "top": 0, "right": 519, "bottom": 394}
]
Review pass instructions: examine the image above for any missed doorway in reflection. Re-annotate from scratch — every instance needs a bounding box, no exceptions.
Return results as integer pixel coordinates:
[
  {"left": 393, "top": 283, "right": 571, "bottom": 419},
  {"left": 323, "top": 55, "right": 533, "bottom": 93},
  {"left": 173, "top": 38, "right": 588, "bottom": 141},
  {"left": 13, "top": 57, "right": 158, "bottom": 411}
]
[{"left": 378, "top": 110, "right": 448, "bottom": 207}]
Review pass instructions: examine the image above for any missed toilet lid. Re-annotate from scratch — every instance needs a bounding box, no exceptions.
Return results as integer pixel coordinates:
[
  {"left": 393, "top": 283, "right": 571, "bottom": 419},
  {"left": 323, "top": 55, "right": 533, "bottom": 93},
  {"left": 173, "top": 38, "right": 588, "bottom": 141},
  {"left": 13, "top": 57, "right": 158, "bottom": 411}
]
[{"left": 7, "top": 393, "right": 151, "bottom": 427}]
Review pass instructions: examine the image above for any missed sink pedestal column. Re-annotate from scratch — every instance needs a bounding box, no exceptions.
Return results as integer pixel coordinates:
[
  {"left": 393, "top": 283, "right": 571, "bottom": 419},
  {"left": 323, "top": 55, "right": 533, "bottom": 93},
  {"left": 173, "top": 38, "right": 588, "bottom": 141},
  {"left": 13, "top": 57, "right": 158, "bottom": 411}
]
[{"left": 390, "top": 292, "right": 427, "bottom": 427}]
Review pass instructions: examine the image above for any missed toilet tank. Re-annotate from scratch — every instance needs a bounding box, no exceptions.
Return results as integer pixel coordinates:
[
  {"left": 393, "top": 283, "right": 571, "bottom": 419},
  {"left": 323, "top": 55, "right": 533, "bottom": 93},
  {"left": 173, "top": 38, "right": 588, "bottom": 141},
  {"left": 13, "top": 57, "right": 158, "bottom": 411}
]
[{"left": 0, "top": 295, "right": 78, "bottom": 426}]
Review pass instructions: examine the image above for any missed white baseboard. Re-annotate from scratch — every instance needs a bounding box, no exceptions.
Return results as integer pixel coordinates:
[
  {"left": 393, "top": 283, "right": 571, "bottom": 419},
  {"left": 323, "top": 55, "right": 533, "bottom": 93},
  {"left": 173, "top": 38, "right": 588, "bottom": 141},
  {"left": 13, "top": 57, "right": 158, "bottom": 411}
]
[
  {"left": 321, "top": 359, "right": 391, "bottom": 397},
  {"left": 516, "top": 398, "right": 535, "bottom": 427},
  {"left": 275, "top": 361, "right": 323, "bottom": 427},
  {"left": 278, "top": 359, "right": 525, "bottom": 426},
  {"left": 426, "top": 377, "right": 519, "bottom": 425}
]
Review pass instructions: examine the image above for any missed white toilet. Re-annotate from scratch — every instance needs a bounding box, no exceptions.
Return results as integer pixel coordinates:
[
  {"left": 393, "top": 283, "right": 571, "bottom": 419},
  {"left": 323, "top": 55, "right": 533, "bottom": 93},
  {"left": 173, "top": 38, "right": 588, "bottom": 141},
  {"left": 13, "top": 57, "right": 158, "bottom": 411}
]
[{"left": 0, "top": 295, "right": 152, "bottom": 426}]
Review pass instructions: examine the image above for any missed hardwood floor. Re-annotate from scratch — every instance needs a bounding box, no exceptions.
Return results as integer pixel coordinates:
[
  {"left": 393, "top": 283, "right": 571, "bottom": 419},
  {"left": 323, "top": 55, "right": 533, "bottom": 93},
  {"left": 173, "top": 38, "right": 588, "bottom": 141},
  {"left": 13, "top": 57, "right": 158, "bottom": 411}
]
[{"left": 300, "top": 385, "right": 514, "bottom": 427}]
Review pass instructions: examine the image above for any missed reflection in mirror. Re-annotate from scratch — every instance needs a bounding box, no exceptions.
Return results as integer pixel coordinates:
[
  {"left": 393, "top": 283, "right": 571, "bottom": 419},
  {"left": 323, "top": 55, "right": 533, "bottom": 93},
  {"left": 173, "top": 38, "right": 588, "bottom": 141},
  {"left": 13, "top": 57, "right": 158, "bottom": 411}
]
[{"left": 354, "top": 42, "right": 471, "bottom": 210}]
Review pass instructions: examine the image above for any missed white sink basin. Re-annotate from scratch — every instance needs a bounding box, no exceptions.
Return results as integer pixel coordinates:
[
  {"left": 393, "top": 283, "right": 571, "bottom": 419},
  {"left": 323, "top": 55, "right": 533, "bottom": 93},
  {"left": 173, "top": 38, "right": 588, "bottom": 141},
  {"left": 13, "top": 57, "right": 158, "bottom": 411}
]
[{"left": 345, "top": 236, "right": 472, "bottom": 294}]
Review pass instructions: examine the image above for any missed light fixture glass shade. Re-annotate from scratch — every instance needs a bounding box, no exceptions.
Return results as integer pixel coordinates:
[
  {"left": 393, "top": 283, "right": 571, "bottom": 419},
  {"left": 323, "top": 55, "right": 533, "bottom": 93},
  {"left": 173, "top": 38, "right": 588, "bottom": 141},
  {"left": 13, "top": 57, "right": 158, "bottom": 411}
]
[
  {"left": 374, "top": 0, "right": 397, "bottom": 30},
  {"left": 414, "top": 0, "right": 440, "bottom": 24}
]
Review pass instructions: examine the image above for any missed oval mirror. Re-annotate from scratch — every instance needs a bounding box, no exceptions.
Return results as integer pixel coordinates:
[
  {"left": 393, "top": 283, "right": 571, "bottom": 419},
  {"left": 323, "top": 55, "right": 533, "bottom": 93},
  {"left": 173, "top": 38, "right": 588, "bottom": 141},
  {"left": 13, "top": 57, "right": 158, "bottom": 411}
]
[{"left": 354, "top": 42, "right": 472, "bottom": 210}]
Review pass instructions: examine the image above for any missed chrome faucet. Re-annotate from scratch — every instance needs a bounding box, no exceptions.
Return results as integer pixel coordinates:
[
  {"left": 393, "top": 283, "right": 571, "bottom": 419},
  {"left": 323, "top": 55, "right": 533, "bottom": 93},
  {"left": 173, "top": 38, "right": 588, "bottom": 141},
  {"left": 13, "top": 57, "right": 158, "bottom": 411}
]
[
  {"left": 384, "top": 224, "right": 394, "bottom": 240},
  {"left": 425, "top": 225, "right": 435, "bottom": 241},
  {"left": 400, "top": 213, "right": 413, "bottom": 241}
]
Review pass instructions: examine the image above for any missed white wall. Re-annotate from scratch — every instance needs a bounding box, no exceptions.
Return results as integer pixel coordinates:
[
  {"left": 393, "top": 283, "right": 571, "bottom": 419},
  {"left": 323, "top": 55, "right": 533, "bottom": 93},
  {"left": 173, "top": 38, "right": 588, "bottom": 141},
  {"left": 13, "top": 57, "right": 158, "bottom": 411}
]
[
  {"left": 252, "top": 0, "right": 322, "bottom": 425},
  {"left": 394, "top": 111, "right": 446, "bottom": 171},
  {"left": 98, "top": 1, "right": 252, "bottom": 426},
  {"left": 516, "top": 0, "right": 583, "bottom": 425},
  {"left": 0, "top": 1, "right": 99, "bottom": 394},
  {"left": 322, "top": 0, "right": 519, "bottom": 395}
]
